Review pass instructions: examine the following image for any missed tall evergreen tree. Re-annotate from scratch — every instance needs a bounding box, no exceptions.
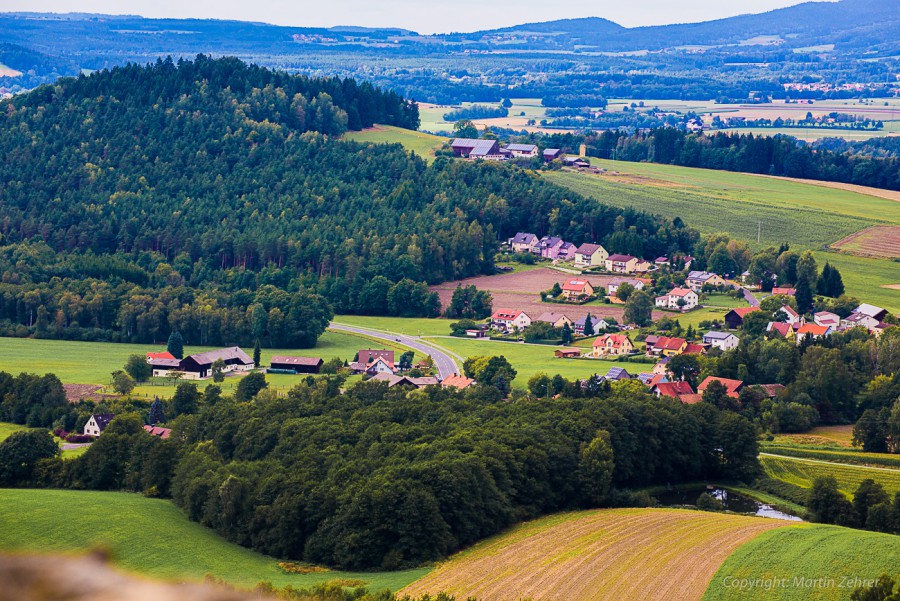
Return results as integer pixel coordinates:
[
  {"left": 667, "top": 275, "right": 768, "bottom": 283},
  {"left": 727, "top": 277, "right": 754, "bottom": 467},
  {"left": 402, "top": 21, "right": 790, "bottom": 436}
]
[
  {"left": 167, "top": 331, "right": 184, "bottom": 360},
  {"left": 148, "top": 397, "right": 166, "bottom": 425},
  {"left": 794, "top": 251, "right": 818, "bottom": 313},
  {"left": 253, "top": 339, "right": 262, "bottom": 368},
  {"left": 583, "top": 314, "right": 595, "bottom": 337}
]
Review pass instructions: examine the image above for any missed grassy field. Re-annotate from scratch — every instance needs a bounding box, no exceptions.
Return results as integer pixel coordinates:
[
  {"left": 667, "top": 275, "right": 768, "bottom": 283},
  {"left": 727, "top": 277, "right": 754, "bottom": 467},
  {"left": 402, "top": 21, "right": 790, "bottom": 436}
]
[
  {"left": 811, "top": 251, "right": 900, "bottom": 313},
  {"left": 401, "top": 508, "right": 788, "bottom": 601},
  {"left": 0, "top": 330, "right": 411, "bottom": 399},
  {"left": 773, "top": 425, "right": 854, "bottom": 448},
  {"left": 0, "top": 422, "right": 32, "bottom": 443},
  {"left": 702, "top": 525, "right": 900, "bottom": 601},
  {"left": 344, "top": 125, "right": 445, "bottom": 162},
  {"left": 760, "top": 453, "right": 900, "bottom": 497},
  {"left": 761, "top": 444, "right": 900, "bottom": 469},
  {"left": 0, "top": 489, "right": 426, "bottom": 591}
]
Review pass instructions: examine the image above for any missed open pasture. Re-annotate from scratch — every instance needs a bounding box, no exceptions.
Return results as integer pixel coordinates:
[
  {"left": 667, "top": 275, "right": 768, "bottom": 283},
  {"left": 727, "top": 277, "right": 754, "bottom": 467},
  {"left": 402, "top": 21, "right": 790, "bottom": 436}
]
[
  {"left": 344, "top": 125, "right": 445, "bottom": 161},
  {"left": 0, "top": 489, "right": 425, "bottom": 591},
  {"left": 401, "top": 508, "right": 788, "bottom": 601},
  {"left": 760, "top": 453, "right": 900, "bottom": 497}
]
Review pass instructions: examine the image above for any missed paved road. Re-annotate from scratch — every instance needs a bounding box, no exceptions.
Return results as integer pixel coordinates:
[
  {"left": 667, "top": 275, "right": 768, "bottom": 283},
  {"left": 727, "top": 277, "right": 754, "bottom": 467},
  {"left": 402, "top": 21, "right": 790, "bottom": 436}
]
[
  {"left": 742, "top": 287, "right": 760, "bottom": 307},
  {"left": 329, "top": 322, "right": 462, "bottom": 380}
]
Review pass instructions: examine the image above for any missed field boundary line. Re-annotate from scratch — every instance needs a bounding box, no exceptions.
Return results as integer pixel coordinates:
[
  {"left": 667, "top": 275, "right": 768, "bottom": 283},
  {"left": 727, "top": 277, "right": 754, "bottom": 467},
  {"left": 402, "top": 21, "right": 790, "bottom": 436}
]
[{"left": 760, "top": 452, "right": 900, "bottom": 473}]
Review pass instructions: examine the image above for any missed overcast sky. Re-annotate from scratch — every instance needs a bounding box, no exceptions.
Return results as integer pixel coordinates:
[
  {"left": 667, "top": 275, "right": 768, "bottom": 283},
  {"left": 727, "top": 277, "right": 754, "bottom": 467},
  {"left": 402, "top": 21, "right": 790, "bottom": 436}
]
[{"left": 4, "top": 0, "right": 819, "bottom": 34}]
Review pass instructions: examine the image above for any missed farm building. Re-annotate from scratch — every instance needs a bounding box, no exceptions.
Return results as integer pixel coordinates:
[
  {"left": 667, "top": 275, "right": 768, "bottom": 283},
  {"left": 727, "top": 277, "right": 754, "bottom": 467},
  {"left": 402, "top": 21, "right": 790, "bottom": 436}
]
[
  {"left": 560, "top": 278, "right": 595, "bottom": 301},
  {"left": 506, "top": 143, "right": 538, "bottom": 157},
  {"left": 592, "top": 334, "right": 634, "bottom": 357},
  {"left": 702, "top": 331, "right": 739, "bottom": 351},
  {"left": 698, "top": 376, "right": 744, "bottom": 398},
  {"left": 449, "top": 138, "right": 505, "bottom": 160},
  {"left": 771, "top": 287, "right": 797, "bottom": 297},
  {"left": 83, "top": 413, "right": 115, "bottom": 437},
  {"left": 179, "top": 347, "right": 255, "bottom": 380},
  {"left": 509, "top": 232, "right": 540, "bottom": 254},
  {"left": 562, "top": 156, "right": 590, "bottom": 168},
  {"left": 269, "top": 356, "right": 323, "bottom": 374},
  {"left": 574, "top": 243, "right": 608, "bottom": 268},
  {"left": 542, "top": 148, "right": 562, "bottom": 161},
  {"left": 147, "top": 351, "right": 182, "bottom": 378},
  {"left": 724, "top": 307, "right": 759, "bottom": 329},
  {"left": 555, "top": 348, "right": 582, "bottom": 358}
]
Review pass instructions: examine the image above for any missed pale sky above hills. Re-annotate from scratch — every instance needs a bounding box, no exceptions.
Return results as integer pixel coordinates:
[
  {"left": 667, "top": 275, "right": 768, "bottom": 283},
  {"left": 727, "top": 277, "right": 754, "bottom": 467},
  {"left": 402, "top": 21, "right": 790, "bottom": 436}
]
[{"left": 5, "top": 0, "right": 819, "bottom": 34}]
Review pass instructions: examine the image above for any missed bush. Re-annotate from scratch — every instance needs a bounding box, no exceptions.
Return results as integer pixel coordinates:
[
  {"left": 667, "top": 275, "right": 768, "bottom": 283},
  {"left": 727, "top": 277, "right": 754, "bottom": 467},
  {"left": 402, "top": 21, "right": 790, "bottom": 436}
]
[{"left": 65, "top": 434, "right": 94, "bottom": 443}]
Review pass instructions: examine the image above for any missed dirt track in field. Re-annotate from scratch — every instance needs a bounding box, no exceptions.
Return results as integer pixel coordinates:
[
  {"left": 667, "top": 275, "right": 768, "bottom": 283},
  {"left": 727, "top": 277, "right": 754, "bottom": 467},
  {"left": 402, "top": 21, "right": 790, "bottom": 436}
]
[
  {"left": 401, "top": 508, "right": 788, "bottom": 601},
  {"left": 749, "top": 174, "right": 900, "bottom": 203},
  {"left": 831, "top": 225, "right": 900, "bottom": 259},
  {"left": 431, "top": 268, "right": 661, "bottom": 321}
]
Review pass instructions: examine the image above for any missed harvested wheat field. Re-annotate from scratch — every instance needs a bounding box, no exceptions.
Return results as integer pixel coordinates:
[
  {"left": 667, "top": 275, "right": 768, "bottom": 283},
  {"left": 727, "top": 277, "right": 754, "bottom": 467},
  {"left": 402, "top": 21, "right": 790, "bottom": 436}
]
[
  {"left": 832, "top": 225, "right": 900, "bottom": 259},
  {"left": 401, "top": 508, "right": 788, "bottom": 601}
]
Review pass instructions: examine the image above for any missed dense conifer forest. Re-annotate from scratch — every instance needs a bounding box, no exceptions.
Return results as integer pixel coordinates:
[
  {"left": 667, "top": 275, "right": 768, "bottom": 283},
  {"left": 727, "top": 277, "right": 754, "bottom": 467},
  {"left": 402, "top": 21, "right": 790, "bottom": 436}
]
[{"left": 0, "top": 56, "right": 698, "bottom": 344}]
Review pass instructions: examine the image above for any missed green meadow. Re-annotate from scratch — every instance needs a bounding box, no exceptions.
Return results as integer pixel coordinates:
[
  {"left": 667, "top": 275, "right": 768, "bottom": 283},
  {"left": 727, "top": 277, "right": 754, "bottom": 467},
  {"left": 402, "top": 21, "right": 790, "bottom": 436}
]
[
  {"left": 344, "top": 125, "right": 445, "bottom": 162},
  {"left": 760, "top": 453, "right": 900, "bottom": 498},
  {"left": 0, "top": 489, "right": 426, "bottom": 591}
]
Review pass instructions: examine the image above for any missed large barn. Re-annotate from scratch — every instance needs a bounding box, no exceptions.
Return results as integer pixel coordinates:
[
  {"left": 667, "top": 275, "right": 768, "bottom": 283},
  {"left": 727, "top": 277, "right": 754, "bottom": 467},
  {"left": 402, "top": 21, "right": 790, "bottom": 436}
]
[
  {"left": 179, "top": 347, "right": 254, "bottom": 379},
  {"left": 269, "top": 356, "right": 324, "bottom": 374}
]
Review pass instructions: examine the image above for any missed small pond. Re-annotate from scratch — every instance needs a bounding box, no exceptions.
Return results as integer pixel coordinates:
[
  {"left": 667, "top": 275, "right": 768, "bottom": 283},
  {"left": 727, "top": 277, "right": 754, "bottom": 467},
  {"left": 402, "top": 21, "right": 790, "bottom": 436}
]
[{"left": 653, "top": 486, "right": 803, "bottom": 521}]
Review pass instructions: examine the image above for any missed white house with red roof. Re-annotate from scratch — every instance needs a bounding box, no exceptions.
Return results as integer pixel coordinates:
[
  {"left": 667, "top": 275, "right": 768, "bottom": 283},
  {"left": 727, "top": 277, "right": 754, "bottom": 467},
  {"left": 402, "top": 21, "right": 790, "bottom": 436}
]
[
  {"left": 655, "top": 287, "right": 699, "bottom": 311},
  {"left": 491, "top": 309, "right": 532, "bottom": 333},
  {"left": 778, "top": 305, "right": 804, "bottom": 326},
  {"left": 795, "top": 323, "right": 832, "bottom": 345}
]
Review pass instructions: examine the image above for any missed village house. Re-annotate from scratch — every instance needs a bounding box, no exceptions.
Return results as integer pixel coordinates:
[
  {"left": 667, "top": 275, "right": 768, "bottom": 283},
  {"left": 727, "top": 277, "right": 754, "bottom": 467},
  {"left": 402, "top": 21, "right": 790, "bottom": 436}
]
[
  {"left": 147, "top": 351, "right": 182, "bottom": 378},
  {"left": 702, "top": 331, "right": 739, "bottom": 351},
  {"left": 651, "top": 381, "right": 696, "bottom": 403},
  {"left": 604, "top": 367, "right": 632, "bottom": 381},
  {"left": 573, "top": 314, "right": 609, "bottom": 336},
  {"left": 441, "top": 374, "right": 476, "bottom": 389},
  {"left": 686, "top": 271, "right": 727, "bottom": 292},
  {"left": 771, "top": 287, "right": 797, "bottom": 297},
  {"left": 766, "top": 322, "right": 796, "bottom": 339},
  {"left": 560, "top": 278, "right": 595, "bottom": 301},
  {"left": 591, "top": 333, "right": 634, "bottom": 357},
  {"left": 269, "top": 356, "right": 323, "bottom": 374},
  {"left": 778, "top": 305, "right": 804, "bottom": 327},
  {"left": 543, "top": 148, "right": 562, "bottom": 162},
  {"left": 724, "top": 307, "right": 759, "bottom": 330},
  {"left": 652, "top": 356, "right": 670, "bottom": 376},
  {"left": 604, "top": 254, "right": 641, "bottom": 274},
  {"left": 351, "top": 350, "right": 396, "bottom": 376},
  {"left": 449, "top": 138, "right": 505, "bottom": 160},
  {"left": 509, "top": 232, "right": 540, "bottom": 254},
  {"left": 655, "top": 287, "right": 699, "bottom": 311},
  {"left": 539, "top": 236, "right": 565, "bottom": 259},
  {"left": 83, "top": 413, "right": 115, "bottom": 437},
  {"left": 841, "top": 304, "right": 889, "bottom": 333},
  {"left": 795, "top": 323, "right": 832, "bottom": 345},
  {"left": 648, "top": 336, "right": 688, "bottom": 357},
  {"left": 814, "top": 311, "right": 841, "bottom": 328},
  {"left": 698, "top": 376, "right": 744, "bottom": 398},
  {"left": 370, "top": 373, "right": 440, "bottom": 388},
  {"left": 854, "top": 303, "right": 889, "bottom": 322},
  {"left": 506, "top": 143, "right": 539, "bottom": 158},
  {"left": 557, "top": 242, "right": 578, "bottom": 262},
  {"left": 143, "top": 425, "right": 172, "bottom": 439},
  {"left": 535, "top": 312, "right": 573, "bottom": 329},
  {"left": 491, "top": 309, "right": 532, "bottom": 333},
  {"left": 574, "top": 243, "right": 609, "bottom": 268},
  {"left": 563, "top": 156, "right": 590, "bottom": 168},
  {"left": 607, "top": 278, "right": 645, "bottom": 295},
  {"left": 179, "top": 347, "right": 255, "bottom": 380}
]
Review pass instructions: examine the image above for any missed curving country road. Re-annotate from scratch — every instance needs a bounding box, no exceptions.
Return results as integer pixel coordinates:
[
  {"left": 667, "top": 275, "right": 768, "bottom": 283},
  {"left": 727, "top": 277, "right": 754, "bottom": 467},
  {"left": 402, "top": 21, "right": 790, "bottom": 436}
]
[{"left": 329, "top": 322, "right": 462, "bottom": 380}]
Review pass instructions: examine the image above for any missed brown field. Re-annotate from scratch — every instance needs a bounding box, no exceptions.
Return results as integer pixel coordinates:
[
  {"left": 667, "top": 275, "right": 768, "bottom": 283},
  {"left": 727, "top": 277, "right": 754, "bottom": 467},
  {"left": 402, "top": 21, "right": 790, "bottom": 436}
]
[
  {"left": 401, "top": 508, "right": 788, "bottom": 601},
  {"left": 431, "top": 267, "right": 660, "bottom": 321},
  {"left": 831, "top": 225, "right": 900, "bottom": 259},
  {"left": 775, "top": 424, "right": 855, "bottom": 447}
]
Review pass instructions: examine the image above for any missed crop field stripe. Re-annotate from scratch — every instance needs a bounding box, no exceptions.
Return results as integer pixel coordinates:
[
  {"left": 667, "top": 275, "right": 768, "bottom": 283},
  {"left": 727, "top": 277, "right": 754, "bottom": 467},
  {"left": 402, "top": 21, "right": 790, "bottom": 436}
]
[
  {"left": 401, "top": 508, "right": 787, "bottom": 601},
  {"left": 760, "top": 453, "right": 900, "bottom": 497}
]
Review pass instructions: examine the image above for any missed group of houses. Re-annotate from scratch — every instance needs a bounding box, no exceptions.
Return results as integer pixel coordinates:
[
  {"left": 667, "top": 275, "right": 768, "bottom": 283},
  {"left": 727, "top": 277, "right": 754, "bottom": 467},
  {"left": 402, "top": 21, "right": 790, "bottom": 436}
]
[
  {"left": 490, "top": 309, "right": 612, "bottom": 336},
  {"left": 449, "top": 139, "right": 568, "bottom": 162},
  {"left": 507, "top": 234, "right": 656, "bottom": 274},
  {"left": 147, "top": 347, "right": 329, "bottom": 379},
  {"left": 722, "top": 302, "right": 892, "bottom": 344},
  {"left": 83, "top": 413, "right": 172, "bottom": 439},
  {"left": 349, "top": 348, "right": 476, "bottom": 390}
]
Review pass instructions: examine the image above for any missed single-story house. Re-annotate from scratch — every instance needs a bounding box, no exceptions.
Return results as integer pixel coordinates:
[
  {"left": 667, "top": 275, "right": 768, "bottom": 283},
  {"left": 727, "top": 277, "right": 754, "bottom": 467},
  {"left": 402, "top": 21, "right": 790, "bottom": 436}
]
[
  {"left": 607, "top": 277, "right": 645, "bottom": 295},
  {"left": 814, "top": 311, "right": 841, "bottom": 328},
  {"left": 574, "top": 243, "right": 609, "bottom": 268},
  {"left": 795, "top": 323, "right": 832, "bottom": 344},
  {"left": 702, "top": 331, "right": 739, "bottom": 351},
  {"left": 561, "top": 278, "right": 595, "bottom": 301},
  {"left": 491, "top": 309, "right": 532, "bottom": 333},
  {"left": 143, "top": 425, "right": 172, "bottom": 439},
  {"left": 450, "top": 138, "right": 504, "bottom": 160},
  {"left": 269, "top": 356, "right": 323, "bottom": 374},
  {"left": 604, "top": 367, "right": 632, "bottom": 381},
  {"left": 506, "top": 143, "right": 539, "bottom": 157},
  {"left": 724, "top": 307, "right": 760, "bottom": 330},
  {"left": 591, "top": 333, "right": 634, "bottom": 357},
  {"left": 573, "top": 315, "right": 609, "bottom": 336},
  {"left": 698, "top": 376, "right": 744, "bottom": 398},
  {"left": 84, "top": 413, "right": 115, "bottom": 437},
  {"left": 179, "top": 347, "right": 255, "bottom": 380},
  {"left": 686, "top": 271, "right": 728, "bottom": 292},
  {"left": 510, "top": 232, "right": 540, "bottom": 254},
  {"left": 655, "top": 287, "right": 699, "bottom": 311},
  {"left": 535, "top": 312, "right": 573, "bottom": 329},
  {"left": 771, "top": 287, "right": 797, "bottom": 297},
  {"left": 441, "top": 374, "right": 476, "bottom": 389},
  {"left": 555, "top": 348, "right": 582, "bottom": 358}
]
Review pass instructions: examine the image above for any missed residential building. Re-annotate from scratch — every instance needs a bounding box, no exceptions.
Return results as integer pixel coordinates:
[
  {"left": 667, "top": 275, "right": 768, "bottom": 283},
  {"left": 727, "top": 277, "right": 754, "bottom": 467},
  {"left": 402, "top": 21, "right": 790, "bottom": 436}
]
[
  {"left": 370, "top": 373, "right": 440, "bottom": 388},
  {"left": 269, "top": 356, "right": 323, "bottom": 374},
  {"left": 506, "top": 143, "right": 539, "bottom": 157},
  {"left": 842, "top": 311, "right": 881, "bottom": 332},
  {"left": 654, "top": 257, "right": 670, "bottom": 268},
  {"left": 509, "top": 232, "right": 540, "bottom": 254},
  {"left": 607, "top": 277, "right": 645, "bottom": 295},
  {"left": 574, "top": 243, "right": 609, "bottom": 268},
  {"left": 686, "top": 271, "right": 727, "bottom": 292},
  {"left": 605, "top": 254, "right": 640, "bottom": 274},
  {"left": 535, "top": 312, "right": 573, "bottom": 329},
  {"left": 683, "top": 342, "right": 706, "bottom": 355},
  {"left": 143, "top": 425, "right": 172, "bottom": 439},
  {"left": 539, "top": 236, "right": 565, "bottom": 259},
  {"left": 491, "top": 309, "right": 532, "bottom": 333},
  {"left": 449, "top": 138, "right": 504, "bottom": 160},
  {"left": 766, "top": 322, "right": 795, "bottom": 339},
  {"left": 648, "top": 336, "right": 688, "bottom": 357},
  {"left": 652, "top": 356, "right": 670, "bottom": 376},
  {"left": 698, "top": 376, "right": 744, "bottom": 398},
  {"left": 573, "top": 315, "right": 609, "bottom": 336},
  {"left": 592, "top": 333, "right": 634, "bottom": 357},
  {"left": 702, "top": 331, "right": 739, "bottom": 351},
  {"left": 351, "top": 350, "right": 396, "bottom": 375},
  {"left": 778, "top": 305, "right": 804, "bottom": 326},
  {"left": 655, "top": 287, "right": 699, "bottom": 311},
  {"left": 814, "top": 311, "right": 841, "bottom": 328},
  {"left": 758, "top": 384, "right": 785, "bottom": 399},
  {"left": 604, "top": 367, "right": 632, "bottom": 381},
  {"left": 441, "top": 374, "right": 476, "bottom": 389},
  {"left": 560, "top": 278, "right": 595, "bottom": 301},
  {"left": 84, "top": 413, "right": 115, "bottom": 437},
  {"left": 557, "top": 242, "right": 578, "bottom": 261},
  {"left": 854, "top": 304, "right": 889, "bottom": 322},
  {"left": 771, "top": 287, "right": 797, "bottom": 297},
  {"left": 179, "top": 347, "right": 255, "bottom": 380},
  {"left": 724, "top": 307, "right": 760, "bottom": 329},
  {"left": 651, "top": 381, "right": 695, "bottom": 402},
  {"left": 795, "top": 323, "right": 832, "bottom": 345}
]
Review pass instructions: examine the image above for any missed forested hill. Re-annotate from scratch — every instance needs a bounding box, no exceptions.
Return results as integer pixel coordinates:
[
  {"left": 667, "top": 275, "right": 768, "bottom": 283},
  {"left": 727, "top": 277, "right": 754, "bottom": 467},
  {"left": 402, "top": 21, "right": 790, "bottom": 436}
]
[{"left": 0, "top": 56, "right": 697, "bottom": 345}]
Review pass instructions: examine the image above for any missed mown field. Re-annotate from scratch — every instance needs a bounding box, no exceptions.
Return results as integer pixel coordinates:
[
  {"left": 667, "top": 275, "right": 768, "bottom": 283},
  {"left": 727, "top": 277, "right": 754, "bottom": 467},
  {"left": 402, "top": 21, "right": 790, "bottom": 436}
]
[
  {"left": 760, "top": 453, "right": 900, "bottom": 497},
  {"left": 773, "top": 425, "right": 854, "bottom": 447},
  {"left": 0, "top": 330, "right": 410, "bottom": 398},
  {"left": 0, "top": 421, "right": 30, "bottom": 443},
  {"left": 0, "top": 489, "right": 426, "bottom": 591},
  {"left": 760, "top": 444, "right": 900, "bottom": 469},
  {"left": 702, "top": 525, "right": 900, "bottom": 601},
  {"left": 402, "top": 508, "right": 787, "bottom": 601},
  {"left": 344, "top": 125, "right": 445, "bottom": 162}
]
